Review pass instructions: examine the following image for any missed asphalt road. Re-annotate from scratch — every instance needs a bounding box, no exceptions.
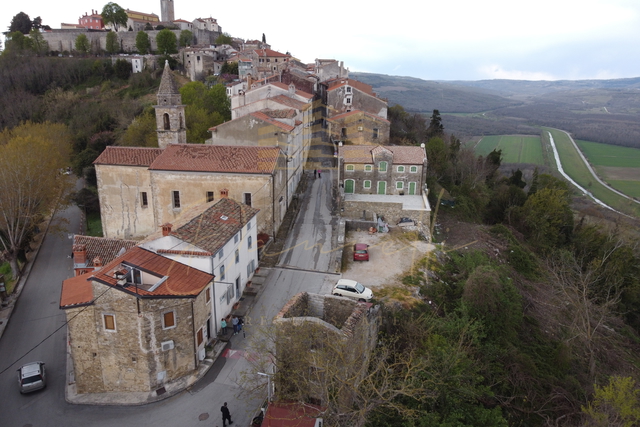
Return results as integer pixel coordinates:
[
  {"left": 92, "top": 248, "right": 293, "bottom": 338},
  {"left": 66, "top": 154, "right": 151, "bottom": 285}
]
[{"left": 0, "top": 164, "right": 339, "bottom": 427}]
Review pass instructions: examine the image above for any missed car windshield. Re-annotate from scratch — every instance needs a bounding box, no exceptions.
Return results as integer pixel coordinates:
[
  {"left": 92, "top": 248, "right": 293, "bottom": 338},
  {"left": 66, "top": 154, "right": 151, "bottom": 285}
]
[
  {"left": 355, "top": 250, "right": 367, "bottom": 254},
  {"left": 21, "top": 375, "right": 42, "bottom": 384},
  {"left": 355, "top": 282, "right": 365, "bottom": 293}
]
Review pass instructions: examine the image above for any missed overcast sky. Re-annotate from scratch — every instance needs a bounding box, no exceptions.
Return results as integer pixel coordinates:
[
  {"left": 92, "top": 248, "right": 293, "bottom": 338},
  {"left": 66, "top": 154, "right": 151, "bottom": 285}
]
[{"left": 3, "top": 0, "right": 639, "bottom": 81}]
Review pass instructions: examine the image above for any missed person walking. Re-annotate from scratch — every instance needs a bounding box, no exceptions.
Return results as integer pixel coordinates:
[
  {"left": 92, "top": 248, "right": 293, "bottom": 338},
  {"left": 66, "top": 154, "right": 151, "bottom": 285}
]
[
  {"left": 220, "top": 318, "right": 227, "bottom": 336},
  {"left": 232, "top": 316, "right": 239, "bottom": 335},
  {"left": 318, "top": 169, "right": 322, "bottom": 178},
  {"left": 314, "top": 169, "right": 317, "bottom": 178},
  {"left": 221, "top": 402, "right": 233, "bottom": 426}
]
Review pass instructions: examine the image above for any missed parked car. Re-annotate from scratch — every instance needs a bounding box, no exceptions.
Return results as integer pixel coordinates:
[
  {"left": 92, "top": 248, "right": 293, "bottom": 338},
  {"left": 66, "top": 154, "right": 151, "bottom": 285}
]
[
  {"left": 332, "top": 279, "right": 373, "bottom": 301},
  {"left": 353, "top": 243, "right": 369, "bottom": 261},
  {"left": 18, "top": 362, "right": 46, "bottom": 393}
]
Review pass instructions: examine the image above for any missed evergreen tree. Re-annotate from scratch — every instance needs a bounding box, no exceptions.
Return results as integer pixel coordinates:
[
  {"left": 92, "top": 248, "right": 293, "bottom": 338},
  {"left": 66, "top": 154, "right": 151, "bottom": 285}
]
[
  {"left": 9, "top": 12, "right": 32, "bottom": 34},
  {"left": 426, "top": 109, "right": 444, "bottom": 139}
]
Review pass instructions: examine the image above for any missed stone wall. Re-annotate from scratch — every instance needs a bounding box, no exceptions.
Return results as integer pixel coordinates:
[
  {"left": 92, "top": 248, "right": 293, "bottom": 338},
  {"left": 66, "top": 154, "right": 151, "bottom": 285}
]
[
  {"left": 329, "top": 111, "right": 390, "bottom": 145},
  {"left": 342, "top": 199, "right": 431, "bottom": 226}
]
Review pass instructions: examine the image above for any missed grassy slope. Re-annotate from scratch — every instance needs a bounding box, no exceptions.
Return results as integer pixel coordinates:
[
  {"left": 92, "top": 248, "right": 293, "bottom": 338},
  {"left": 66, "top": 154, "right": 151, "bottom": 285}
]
[
  {"left": 476, "top": 135, "right": 544, "bottom": 164},
  {"left": 545, "top": 128, "right": 640, "bottom": 216}
]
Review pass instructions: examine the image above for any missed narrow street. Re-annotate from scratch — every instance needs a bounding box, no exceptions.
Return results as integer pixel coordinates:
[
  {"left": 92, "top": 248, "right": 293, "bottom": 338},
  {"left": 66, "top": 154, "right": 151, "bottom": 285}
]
[{"left": 0, "top": 143, "right": 340, "bottom": 426}]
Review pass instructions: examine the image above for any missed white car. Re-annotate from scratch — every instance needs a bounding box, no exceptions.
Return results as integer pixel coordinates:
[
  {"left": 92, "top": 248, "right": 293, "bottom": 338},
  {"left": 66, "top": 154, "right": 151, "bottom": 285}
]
[
  {"left": 332, "top": 279, "right": 373, "bottom": 301},
  {"left": 18, "top": 362, "right": 46, "bottom": 393}
]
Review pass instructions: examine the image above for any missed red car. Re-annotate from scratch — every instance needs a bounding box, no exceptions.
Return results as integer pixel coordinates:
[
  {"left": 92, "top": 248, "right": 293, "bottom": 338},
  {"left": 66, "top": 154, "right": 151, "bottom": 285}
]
[{"left": 353, "top": 243, "right": 369, "bottom": 261}]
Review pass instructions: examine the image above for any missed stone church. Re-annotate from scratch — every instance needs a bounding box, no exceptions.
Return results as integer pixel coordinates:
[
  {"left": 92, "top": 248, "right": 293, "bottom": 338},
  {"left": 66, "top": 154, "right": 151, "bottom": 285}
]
[{"left": 95, "top": 62, "right": 289, "bottom": 239}]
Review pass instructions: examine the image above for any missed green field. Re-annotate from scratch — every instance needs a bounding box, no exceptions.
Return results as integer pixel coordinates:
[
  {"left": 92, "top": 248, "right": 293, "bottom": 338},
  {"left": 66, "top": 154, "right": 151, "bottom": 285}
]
[
  {"left": 544, "top": 128, "right": 640, "bottom": 217},
  {"left": 476, "top": 135, "right": 544, "bottom": 164},
  {"left": 575, "top": 140, "right": 640, "bottom": 168}
]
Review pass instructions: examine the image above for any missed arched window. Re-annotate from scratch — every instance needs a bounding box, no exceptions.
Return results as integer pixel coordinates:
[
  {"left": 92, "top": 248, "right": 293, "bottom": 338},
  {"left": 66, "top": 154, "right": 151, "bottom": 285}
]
[{"left": 163, "top": 113, "right": 170, "bottom": 130}]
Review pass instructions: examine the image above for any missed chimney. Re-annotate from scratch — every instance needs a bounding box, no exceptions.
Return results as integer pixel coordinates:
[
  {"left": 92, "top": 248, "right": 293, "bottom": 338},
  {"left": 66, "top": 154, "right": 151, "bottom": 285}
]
[
  {"left": 73, "top": 244, "right": 87, "bottom": 265},
  {"left": 162, "top": 223, "right": 173, "bottom": 236},
  {"left": 93, "top": 256, "right": 103, "bottom": 268},
  {"left": 220, "top": 189, "right": 229, "bottom": 198}
]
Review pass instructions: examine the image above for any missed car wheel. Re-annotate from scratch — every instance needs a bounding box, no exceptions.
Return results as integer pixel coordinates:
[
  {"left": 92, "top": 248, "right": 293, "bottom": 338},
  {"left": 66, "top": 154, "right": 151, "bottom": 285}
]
[
  {"left": 358, "top": 298, "right": 365, "bottom": 302},
  {"left": 334, "top": 293, "right": 342, "bottom": 297}
]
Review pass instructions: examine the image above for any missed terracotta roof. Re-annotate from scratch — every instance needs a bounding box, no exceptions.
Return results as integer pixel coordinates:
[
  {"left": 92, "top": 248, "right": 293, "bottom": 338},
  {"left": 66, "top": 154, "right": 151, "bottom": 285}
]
[
  {"left": 249, "top": 112, "right": 295, "bottom": 131},
  {"left": 270, "top": 95, "right": 307, "bottom": 110},
  {"left": 94, "top": 146, "right": 163, "bottom": 166},
  {"left": 327, "top": 78, "right": 375, "bottom": 96},
  {"left": 149, "top": 144, "right": 281, "bottom": 174},
  {"left": 158, "top": 60, "right": 180, "bottom": 95},
  {"left": 269, "top": 82, "right": 313, "bottom": 100},
  {"left": 73, "top": 235, "right": 138, "bottom": 268},
  {"left": 329, "top": 109, "right": 390, "bottom": 123},
  {"left": 254, "top": 48, "right": 290, "bottom": 58},
  {"left": 263, "top": 402, "right": 323, "bottom": 427},
  {"left": 260, "top": 109, "right": 296, "bottom": 119},
  {"left": 170, "top": 197, "right": 259, "bottom": 254},
  {"left": 157, "top": 249, "right": 212, "bottom": 256},
  {"left": 338, "top": 145, "right": 426, "bottom": 164},
  {"left": 90, "top": 246, "right": 213, "bottom": 297},
  {"left": 60, "top": 272, "right": 94, "bottom": 308}
]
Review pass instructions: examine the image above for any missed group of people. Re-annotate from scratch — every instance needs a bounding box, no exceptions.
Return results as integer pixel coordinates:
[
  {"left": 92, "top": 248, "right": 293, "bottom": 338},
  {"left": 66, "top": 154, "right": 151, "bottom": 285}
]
[
  {"left": 313, "top": 169, "right": 322, "bottom": 178},
  {"left": 220, "top": 315, "right": 243, "bottom": 336}
]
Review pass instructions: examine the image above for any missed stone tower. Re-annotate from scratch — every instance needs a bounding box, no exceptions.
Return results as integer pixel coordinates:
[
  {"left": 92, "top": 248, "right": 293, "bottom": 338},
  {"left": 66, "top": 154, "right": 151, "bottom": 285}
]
[
  {"left": 161, "top": 0, "right": 175, "bottom": 23},
  {"left": 154, "top": 61, "right": 186, "bottom": 149}
]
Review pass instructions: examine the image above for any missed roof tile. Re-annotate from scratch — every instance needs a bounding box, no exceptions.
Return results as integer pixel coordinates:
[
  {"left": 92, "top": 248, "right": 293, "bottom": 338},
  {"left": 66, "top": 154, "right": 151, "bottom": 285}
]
[
  {"left": 94, "top": 146, "right": 164, "bottom": 166},
  {"left": 73, "top": 235, "right": 138, "bottom": 268},
  {"left": 339, "top": 145, "right": 426, "bottom": 164}
]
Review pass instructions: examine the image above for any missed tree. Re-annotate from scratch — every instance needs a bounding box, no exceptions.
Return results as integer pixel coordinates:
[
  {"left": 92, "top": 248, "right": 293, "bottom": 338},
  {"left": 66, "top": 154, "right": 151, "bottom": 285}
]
[
  {"left": 31, "top": 16, "right": 43, "bottom": 30},
  {"left": 215, "top": 32, "right": 233, "bottom": 45},
  {"left": 114, "top": 59, "right": 131, "bottom": 80},
  {"left": 101, "top": 2, "right": 128, "bottom": 32},
  {"left": 135, "top": 31, "right": 150, "bottom": 54},
  {"left": 9, "top": 12, "right": 32, "bottom": 34},
  {"left": 143, "top": 22, "right": 153, "bottom": 31},
  {"left": 179, "top": 30, "right": 193, "bottom": 47},
  {"left": 426, "top": 109, "right": 444, "bottom": 139},
  {"left": 105, "top": 31, "right": 119, "bottom": 54},
  {"left": 4, "top": 31, "right": 32, "bottom": 52},
  {"left": 29, "top": 29, "right": 48, "bottom": 55},
  {"left": 262, "top": 33, "right": 266, "bottom": 44},
  {"left": 583, "top": 376, "right": 640, "bottom": 427},
  {"left": 220, "top": 61, "right": 238, "bottom": 76},
  {"left": 75, "top": 34, "right": 90, "bottom": 54},
  {"left": 156, "top": 29, "right": 177, "bottom": 54},
  {"left": 0, "top": 122, "right": 72, "bottom": 279},
  {"left": 516, "top": 187, "right": 573, "bottom": 252}
]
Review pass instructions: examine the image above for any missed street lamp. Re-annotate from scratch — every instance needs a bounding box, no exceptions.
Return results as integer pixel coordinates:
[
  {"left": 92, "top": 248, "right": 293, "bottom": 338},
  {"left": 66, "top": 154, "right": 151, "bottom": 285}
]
[{"left": 257, "top": 372, "right": 273, "bottom": 402}]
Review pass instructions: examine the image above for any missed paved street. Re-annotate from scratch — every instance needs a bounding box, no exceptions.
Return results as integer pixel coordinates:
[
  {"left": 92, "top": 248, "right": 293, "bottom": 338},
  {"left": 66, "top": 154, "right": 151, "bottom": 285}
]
[{"left": 0, "top": 161, "right": 338, "bottom": 426}]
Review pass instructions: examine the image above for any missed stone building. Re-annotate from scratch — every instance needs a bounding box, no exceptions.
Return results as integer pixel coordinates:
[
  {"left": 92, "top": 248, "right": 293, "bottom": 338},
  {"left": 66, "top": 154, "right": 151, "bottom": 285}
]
[
  {"left": 94, "top": 144, "right": 288, "bottom": 239},
  {"left": 154, "top": 61, "right": 187, "bottom": 149},
  {"left": 160, "top": 0, "right": 175, "bottom": 23},
  {"left": 60, "top": 246, "right": 214, "bottom": 395},
  {"left": 326, "top": 78, "right": 387, "bottom": 119},
  {"left": 78, "top": 10, "right": 104, "bottom": 30},
  {"left": 273, "top": 292, "right": 379, "bottom": 406},
  {"left": 139, "top": 197, "right": 259, "bottom": 335},
  {"left": 337, "top": 144, "right": 431, "bottom": 227},
  {"left": 328, "top": 110, "right": 390, "bottom": 145}
]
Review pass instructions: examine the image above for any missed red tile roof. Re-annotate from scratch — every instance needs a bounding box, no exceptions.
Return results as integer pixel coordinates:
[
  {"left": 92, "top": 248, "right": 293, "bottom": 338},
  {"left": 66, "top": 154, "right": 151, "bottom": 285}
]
[
  {"left": 90, "top": 246, "right": 213, "bottom": 297},
  {"left": 73, "top": 235, "right": 138, "bottom": 268},
  {"left": 270, "top": 95, "right": 307, "bottom": 110},
  {"left": 170, "top": 197, "right": 259, "bottom": 254},
  {"left": 329, "top": 109, "right": 390, "bottom": 123},
  {"left": 149, "top": 144, "right": 281, "bottom": 174},
  {"left": 94, "top": 146, "right": 164, "bottom": 167},
  {"left": 338, "top": 145, "right": 426, "bottom": 164},
  {"left": 269, "top": 82, "right": 313, "bottom": 100},
  {"left": 327, "top": 78, "right": 375, "bottom": 96},
  {"left": 263, "top": 402, "right": 323, "bottom": 427},
  {"left": 250, "top": 112, "right": 295, "bottom": 131},
  {"left": 60, "top": 272, "right": 94, "bottom": 308},
  {"left": 254, "top": 49, "right": 291, "bottom": 58}
]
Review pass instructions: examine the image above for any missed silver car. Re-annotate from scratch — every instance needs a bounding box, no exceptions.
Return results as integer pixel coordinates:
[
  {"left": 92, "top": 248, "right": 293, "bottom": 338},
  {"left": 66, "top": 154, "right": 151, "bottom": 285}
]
[
  {"left": 18, "top": 362, "right": 46, "bottom": 393},
  {"left": 332, "top": 279, "right": 374, "bottom": 301}
]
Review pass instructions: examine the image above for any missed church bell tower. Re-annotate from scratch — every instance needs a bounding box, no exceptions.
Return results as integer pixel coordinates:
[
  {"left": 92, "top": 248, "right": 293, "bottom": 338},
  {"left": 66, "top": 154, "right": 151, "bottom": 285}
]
[{"left": 154, "top": 61, "right": 186, "bottom": 149}]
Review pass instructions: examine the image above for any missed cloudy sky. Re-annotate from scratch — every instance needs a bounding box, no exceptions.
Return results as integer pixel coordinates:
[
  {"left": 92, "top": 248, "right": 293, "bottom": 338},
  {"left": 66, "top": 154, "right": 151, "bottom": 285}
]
[{"left": 3, "top": 0, "right": 639, "bottom": 81}]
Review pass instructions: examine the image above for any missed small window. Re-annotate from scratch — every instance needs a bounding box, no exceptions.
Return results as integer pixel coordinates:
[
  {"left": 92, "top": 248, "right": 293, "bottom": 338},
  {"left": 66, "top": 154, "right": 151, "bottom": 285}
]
[
  {"left": 373, "top": 128, "right": 379, "bottom": 139},
  {"left": 172, "top": 191, "right": 180, "bottom": 209},
  {"left": 163, "top": 311, "right": 176, "bottom": 329},
  {"left": 206, "top": 191, "right": 214, "bottom": 203},
  {"left": 218, "top": 248, "right": 224, "bottom": 259},
  {"left": 104, "top": 314, "right": 116, "bottom": 331},
  {"left": 364, "top": 164, "right": 373, "bottom": 172},
  {"left": 235, "top": 249, "right": 239, "bottom": 264},
  {"left": 345, "top": 97, "right": 352, "bottom": 104},
  {"left": 346, "top": 164, "right": 355, "bottom": 172},
  {"left": 220, "top": 265, "right": 226, "bottom": 281},
  {"left": 234, "top": 232, "right": 240, "bottom": 243},
  {"left": 141, "top": 191, "right": 148, "bottom": 207},
  {"left": 248, "top": 235, "right": 253, "bottom": 249},
  {"left": 244, "top": 193, "right": 252, "bottom": 207},
  {"left": 247, "top": 220, "right": 252, "bottom": 230},
  {"left": 410, "top": 166, "right": 418, "bottom": 173},
  {"left": 346, "top": 86, "right": 352, "bottom": 93},
  {"left": 396, "top": 181, "right": 404, "bottom": 189},
  {"left": 378, "top": 161, "right": 387, "bottom": 172},
  {"left": 341, "top": 128, "right": 347, "bottom": 137},
  {"left": 363, "top": 180, "right": 371, "bottom": 189},
  {"left": 397, "top": 166, "right": 405, "bottom": 173},
  {"left": 205, "top": 287, "right": 211, "bottom": 303}
]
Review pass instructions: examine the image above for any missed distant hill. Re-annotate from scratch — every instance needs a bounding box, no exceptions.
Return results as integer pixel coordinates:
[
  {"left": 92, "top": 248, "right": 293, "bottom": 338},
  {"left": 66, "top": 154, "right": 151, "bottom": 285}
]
[{"left": 352, "top": 72, "right": 640, "bottom": 148}]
